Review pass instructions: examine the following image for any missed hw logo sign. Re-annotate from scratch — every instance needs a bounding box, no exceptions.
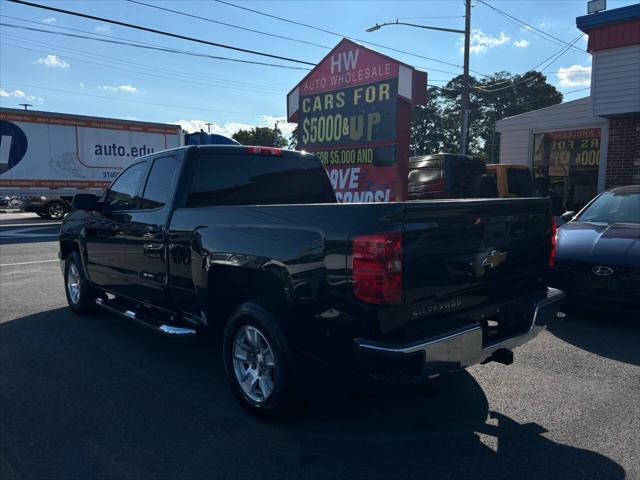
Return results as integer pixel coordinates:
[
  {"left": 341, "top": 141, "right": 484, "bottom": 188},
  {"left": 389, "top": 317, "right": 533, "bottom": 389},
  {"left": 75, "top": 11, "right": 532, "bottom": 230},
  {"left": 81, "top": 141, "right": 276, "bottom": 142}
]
[{"left": 330, "top": 49, "right": 360, "bottom": 73}]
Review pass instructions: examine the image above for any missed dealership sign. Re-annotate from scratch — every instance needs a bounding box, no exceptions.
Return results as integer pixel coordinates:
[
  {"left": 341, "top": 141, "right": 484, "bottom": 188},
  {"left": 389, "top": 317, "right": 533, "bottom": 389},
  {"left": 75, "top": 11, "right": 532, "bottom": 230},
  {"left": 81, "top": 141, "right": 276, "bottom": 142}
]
[{"left": 287, "top": 39, "right": 426, "bottom": 202}]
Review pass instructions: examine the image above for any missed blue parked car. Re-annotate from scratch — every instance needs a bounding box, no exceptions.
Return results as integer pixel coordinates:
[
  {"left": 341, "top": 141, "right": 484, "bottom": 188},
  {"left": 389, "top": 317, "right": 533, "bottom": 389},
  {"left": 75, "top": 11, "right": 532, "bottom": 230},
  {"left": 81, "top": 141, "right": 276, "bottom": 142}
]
[{"left": 551, "top": 185, "right": 640, "bottom": 311}]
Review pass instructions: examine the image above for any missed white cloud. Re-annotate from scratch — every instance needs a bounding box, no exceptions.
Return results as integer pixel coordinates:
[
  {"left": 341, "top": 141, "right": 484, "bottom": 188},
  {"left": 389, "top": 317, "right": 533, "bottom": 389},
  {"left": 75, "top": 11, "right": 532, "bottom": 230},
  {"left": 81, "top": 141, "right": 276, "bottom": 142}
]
[
  {"left": 94, "top": 24, "right": 111, "bottom": 33},
  {"left": 79, "top": 82, "right": 85, "bottom": 88},
  {"left": 98, "top": 84, "right": 138, "bottom": 93},
  {"left": 557, "top": 64, "right": 592, "bottom": 87},
  {"left": 514, "top": 39, "right": 530, "bottom": 48},
  {"left": 0, "top": 88, "right": 44, "bottom": 103},
  {"left": 42, "top": 17, "right": 56, "bottom": 24},
  {"left": 173, "top": 115, "right": 296, "bottom": 140},
  {"left": 0, "top": 88, "right": 25, "bottom": 98},
  {"left": 36, "top": 54, "right": 70, "bottom": 69},
  {"left": 461, "top": 30, "right": 511, "bottom": 54},
  {"left": 117, "top": 84, "right": 138, "bottom": 93}
]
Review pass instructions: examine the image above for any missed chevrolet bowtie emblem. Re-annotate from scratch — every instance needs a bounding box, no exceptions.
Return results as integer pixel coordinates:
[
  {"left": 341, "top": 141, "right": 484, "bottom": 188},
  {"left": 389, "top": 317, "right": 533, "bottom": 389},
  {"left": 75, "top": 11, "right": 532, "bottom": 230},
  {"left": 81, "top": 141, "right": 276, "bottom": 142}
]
[{"left": 482, "top": 249, "right": 508, "bottom": 269}]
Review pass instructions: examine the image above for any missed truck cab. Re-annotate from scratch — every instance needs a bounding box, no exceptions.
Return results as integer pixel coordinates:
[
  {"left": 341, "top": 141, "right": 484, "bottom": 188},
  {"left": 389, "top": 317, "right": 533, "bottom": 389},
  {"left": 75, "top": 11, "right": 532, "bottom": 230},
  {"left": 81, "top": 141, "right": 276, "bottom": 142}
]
[{"left": 486, "top": 164, "right": 538, "bottom": 198}]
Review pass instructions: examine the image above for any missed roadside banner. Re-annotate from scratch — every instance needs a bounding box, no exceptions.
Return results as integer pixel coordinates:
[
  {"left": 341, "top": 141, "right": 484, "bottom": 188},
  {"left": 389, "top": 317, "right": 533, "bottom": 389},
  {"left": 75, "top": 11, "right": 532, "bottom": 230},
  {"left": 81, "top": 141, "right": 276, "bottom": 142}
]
[{"left": 288, "top": 38, "right": 426, "bottom": 202}]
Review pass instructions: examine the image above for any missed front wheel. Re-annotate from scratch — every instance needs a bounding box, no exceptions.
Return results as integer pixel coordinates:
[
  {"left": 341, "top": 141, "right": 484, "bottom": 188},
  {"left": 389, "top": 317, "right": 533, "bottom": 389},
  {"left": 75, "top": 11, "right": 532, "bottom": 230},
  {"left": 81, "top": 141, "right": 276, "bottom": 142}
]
[
  {"left": 64, "top": 251, "right": 96, "bottom": 314},
  {"left": 223, "top": 302, "right": 295, "bottom": 417},
  {"left": 46, "top": 201, "right": 66, "bottom": 220}
]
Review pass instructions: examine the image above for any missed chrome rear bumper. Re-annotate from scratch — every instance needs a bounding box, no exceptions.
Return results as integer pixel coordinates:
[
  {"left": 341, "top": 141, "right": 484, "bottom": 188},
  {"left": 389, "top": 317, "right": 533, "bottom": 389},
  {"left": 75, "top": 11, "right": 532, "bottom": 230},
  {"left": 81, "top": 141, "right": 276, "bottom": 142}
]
[{"left": 354, "top": 287, "right": 564, "bottom": 382}]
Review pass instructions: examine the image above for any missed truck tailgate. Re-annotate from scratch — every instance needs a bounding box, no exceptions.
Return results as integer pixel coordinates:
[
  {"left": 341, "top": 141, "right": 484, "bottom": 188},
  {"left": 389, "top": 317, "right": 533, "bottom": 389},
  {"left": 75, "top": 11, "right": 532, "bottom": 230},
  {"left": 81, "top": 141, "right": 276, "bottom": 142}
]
[{"left": 402, "top": 198, "right": 551, "bottom": 320}]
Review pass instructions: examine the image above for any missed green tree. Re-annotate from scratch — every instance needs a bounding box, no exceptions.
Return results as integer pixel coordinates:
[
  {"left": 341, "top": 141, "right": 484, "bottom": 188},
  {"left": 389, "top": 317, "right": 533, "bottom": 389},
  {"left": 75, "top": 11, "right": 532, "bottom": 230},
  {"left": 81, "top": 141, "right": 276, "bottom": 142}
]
[
  {"left": 474, "top": 71, "right": 562, "bottom": 162},
  {"left": 232, "top": 127, "right": 288, "bottom": 147},
  {"left": 410, "top": 86, "right": 450, "bottom": 156},
  {"left": 288, "top": 125, "right": 298, "bottom": 149},
  {"left": 410, "top": 70, "right": 562, "bottom": 162}
]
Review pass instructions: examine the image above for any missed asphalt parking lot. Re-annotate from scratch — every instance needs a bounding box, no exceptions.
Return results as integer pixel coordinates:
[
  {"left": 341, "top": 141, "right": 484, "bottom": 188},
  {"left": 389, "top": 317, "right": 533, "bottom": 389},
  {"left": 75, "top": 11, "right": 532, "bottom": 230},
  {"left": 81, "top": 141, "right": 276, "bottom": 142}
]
[{"left": 0, "top": 213, "right": 638, "bottom": 480}]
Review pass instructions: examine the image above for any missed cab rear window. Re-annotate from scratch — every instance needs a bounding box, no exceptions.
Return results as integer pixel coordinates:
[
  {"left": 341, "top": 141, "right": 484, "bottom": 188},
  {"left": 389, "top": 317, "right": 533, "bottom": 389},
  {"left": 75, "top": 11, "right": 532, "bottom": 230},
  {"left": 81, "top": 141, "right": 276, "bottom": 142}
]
[{"left": 187, "top": 154, "right": 336, "bottom": 207}]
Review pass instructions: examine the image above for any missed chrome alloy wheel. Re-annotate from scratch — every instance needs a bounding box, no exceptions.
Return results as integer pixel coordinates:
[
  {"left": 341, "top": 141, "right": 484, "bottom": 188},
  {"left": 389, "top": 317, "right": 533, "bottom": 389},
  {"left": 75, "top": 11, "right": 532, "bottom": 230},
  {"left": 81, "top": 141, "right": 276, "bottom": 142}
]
[
  {"left": 232, "top": 325, "right": 276, "bottom": 402},
  {"left": 67, "top": 262, "right": 81, "bottom": 305}
]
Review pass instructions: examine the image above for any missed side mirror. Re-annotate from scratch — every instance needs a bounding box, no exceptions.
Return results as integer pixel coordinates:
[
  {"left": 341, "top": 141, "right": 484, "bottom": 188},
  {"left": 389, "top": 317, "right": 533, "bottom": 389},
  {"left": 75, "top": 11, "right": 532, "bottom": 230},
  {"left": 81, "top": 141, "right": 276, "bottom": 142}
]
[
  {"left": 561, "top": 211, "right": 575, "bottom": 222},
  {"left": 72, "top": 193, "right": 100, "bottom": 211}
]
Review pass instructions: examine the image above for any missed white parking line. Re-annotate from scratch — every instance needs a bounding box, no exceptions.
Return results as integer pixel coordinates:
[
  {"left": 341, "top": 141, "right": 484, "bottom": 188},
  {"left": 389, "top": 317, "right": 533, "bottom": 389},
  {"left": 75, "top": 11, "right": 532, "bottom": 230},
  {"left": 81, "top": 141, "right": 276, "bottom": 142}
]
[
  {"left": 0, "top": 259, "right": 59, "bottom": 267},
  {"left": 0, "top": 226, "right": 59, "bottom": 238},
  {"left": 0, "top": 222, "right": 61, "bottom": 228}
]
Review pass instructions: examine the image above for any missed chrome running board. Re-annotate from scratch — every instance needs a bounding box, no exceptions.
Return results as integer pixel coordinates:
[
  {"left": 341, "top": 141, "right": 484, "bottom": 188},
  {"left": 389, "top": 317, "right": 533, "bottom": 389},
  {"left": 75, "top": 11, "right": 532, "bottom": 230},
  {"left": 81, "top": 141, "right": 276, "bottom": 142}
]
[{"left": 95, "top": 298, "right": 196, "bottom": 337}]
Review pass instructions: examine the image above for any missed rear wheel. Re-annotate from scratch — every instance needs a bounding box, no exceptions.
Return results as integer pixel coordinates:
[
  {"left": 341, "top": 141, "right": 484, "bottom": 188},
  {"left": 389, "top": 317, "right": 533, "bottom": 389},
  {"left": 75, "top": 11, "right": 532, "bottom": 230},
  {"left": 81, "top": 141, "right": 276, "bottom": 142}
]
[
  {"left": 64, "top": 251, "right": 96, "bottom": 314},
  {"left": 223, "top": 302, "right": 295, "bottom": 417},
  {"left": 46, "top": 201, "right": 66, "bottom": 219}
]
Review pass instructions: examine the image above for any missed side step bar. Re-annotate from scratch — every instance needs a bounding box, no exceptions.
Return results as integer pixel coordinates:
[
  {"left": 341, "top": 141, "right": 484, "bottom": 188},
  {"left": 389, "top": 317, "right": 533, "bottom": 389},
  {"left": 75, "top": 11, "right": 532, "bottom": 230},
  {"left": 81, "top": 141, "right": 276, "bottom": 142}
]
[{"left": 96, "top": 298, "right": 196, "bottom": 337}]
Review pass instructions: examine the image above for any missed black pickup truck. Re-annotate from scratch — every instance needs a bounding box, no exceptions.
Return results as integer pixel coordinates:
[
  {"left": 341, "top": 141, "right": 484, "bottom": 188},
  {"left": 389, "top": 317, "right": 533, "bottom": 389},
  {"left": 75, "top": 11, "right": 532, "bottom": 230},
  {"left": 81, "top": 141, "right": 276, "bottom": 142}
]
[{"left": 59, "top": 145, "right": 563, "bottom": 415}]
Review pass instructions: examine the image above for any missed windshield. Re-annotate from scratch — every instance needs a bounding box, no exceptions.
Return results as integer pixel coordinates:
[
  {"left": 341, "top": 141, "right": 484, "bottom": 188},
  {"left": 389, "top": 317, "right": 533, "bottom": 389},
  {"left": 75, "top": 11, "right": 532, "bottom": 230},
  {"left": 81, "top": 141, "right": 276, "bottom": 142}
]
[{"left": 576, "top": 190, "right": 640, "bottom": 224}]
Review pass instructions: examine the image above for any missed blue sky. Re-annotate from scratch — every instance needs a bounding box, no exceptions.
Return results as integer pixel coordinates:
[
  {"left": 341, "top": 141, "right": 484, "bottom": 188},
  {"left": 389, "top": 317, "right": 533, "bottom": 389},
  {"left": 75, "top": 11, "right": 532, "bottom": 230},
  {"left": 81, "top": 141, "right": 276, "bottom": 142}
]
[{"left": 0, "top": 0, "right": 636, "bottom": 137}]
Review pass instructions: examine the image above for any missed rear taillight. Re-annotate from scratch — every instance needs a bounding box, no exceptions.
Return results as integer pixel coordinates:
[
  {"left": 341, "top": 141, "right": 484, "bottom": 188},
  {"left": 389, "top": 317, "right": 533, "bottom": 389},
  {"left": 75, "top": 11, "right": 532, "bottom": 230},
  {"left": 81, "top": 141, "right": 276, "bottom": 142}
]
[
  {"left": 247, "top": 146, "right": 282, "bottom": 156},
  {"left": 549, "top": 216, "right": 557, "bottom": 267},
  {"left": 352, "top": 231, "right": 402, "bottom": 304}
]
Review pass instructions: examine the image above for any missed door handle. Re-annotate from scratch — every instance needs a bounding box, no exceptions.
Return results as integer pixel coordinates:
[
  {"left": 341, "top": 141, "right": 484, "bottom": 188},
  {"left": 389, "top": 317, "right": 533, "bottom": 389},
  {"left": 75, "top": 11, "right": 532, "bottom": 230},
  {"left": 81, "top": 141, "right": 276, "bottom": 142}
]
[{"left": 143, "top": 243, "right": 164, "bottom": 258}]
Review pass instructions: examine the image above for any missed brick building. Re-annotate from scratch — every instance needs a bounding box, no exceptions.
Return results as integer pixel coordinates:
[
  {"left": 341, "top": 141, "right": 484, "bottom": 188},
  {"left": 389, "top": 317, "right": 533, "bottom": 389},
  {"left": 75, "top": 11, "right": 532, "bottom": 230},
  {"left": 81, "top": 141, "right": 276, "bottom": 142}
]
[{"left": 495, "top": 4, "right": 639, "bottom": 213}]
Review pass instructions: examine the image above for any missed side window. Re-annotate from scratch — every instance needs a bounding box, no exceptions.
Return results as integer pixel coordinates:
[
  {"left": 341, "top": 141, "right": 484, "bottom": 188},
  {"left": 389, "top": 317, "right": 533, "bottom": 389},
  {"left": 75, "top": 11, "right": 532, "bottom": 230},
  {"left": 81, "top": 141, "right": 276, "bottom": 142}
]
[
  {"left": 140, "top": 156, "right": 179, "bottom": 209},
  {"left": 106, "top": 162, "right": 146, "bottom": 211}
]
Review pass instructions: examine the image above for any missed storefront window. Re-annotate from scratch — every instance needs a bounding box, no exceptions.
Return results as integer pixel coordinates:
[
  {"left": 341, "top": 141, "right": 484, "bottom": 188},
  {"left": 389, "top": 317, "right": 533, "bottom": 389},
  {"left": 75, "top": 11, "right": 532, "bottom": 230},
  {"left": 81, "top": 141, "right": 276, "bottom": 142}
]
[{"left": 532, "top": 128, "right": 601, "bottom": 214}]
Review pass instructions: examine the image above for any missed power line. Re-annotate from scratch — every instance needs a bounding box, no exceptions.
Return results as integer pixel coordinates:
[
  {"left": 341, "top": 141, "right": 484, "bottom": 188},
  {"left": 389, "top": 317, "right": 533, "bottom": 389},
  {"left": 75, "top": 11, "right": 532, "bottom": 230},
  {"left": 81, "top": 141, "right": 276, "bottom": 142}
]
[
  {"left": 414, "top": 66, "right": 461, "bottom": 76},
  {"left": 563, "top": 87, "right": 590, "bottom": 95},
  {"left": 0, "top": 38, "right": 285, "bottom": 95},
  {"left": 1, "top": 14, "right": 307, "bottom": 74},
  {"left": 0, "top": 27, "right": 285, "bottom": 91},
  {"left": 126, "top": 0, "right": 331, "bottom": 50},
  {"left": 7, "top": 0, "right": 315, "bottom": 66},
  {"left": 2, "top": 38, "right": 282, "bottom": 93},
  {"left": 212, "top": 0, "right": 488, "bottom": 75},
  {"left": 396, "top": 16, "right": 465, "bottom": 20},
  {"left": 472, "top": 34, "right": 584, "bottom": 93},
  {"left": 476, "top": 0, "right": 588, "bottom": 55},
  {"left": 0, "top": 22, "right": 310, "bottom": 71},
  {"left": 0, "top": 81, "right": 278, "bottom": 117}
]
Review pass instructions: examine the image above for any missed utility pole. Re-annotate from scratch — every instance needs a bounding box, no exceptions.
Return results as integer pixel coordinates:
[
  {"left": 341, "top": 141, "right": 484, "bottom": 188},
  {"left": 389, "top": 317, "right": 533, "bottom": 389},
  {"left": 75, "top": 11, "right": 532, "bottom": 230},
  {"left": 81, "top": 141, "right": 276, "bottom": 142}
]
[
  {"left": 205, "top": 122, "right": 212, "bottom": 133},
  {"left": 19, "top": 103, "right": 32, "bottom": 111},
  {"left": 274, "top": 121, "right": 280, "bottom": 147},
  {"left": 460, "top": 0, "right": 471, "bottom": 155},
  {"left": 366, "top": 10, "right": 470, "bottom": 154}
]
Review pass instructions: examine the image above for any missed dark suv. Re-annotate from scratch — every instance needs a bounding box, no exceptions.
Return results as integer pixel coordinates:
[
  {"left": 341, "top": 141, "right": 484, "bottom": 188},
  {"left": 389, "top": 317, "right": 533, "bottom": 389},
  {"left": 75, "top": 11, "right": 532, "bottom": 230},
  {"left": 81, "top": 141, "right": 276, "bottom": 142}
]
[{"left": 407, "top": 153, "right": 497, "bottom": 199}]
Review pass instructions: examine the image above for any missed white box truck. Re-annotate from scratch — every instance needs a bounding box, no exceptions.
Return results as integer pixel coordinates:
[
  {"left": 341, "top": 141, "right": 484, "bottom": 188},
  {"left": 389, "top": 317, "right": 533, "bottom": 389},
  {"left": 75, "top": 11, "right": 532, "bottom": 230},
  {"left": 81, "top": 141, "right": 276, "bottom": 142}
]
[{"left": 0, "top": 108, "right": 183, "bottom": 218}]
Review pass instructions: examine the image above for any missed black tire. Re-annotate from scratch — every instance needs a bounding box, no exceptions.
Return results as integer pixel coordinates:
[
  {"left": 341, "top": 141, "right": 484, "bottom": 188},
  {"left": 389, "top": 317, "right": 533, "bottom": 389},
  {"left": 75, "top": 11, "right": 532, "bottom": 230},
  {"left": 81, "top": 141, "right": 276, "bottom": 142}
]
[
  {"left": 64, "top": 251, "right": 97, "bottom": 314},
  {"left": 45, "top": 201, "right": 66, "bottom": 220},
  {"left": 223, "top": 301, "right": 295, "bottom": 418}
]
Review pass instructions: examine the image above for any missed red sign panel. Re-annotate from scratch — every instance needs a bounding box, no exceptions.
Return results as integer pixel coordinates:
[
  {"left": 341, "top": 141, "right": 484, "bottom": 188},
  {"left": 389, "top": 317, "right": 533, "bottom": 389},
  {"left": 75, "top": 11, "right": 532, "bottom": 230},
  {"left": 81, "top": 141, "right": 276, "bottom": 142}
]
[
  {"left": 548, "top": 128, "right": 601, "bottom": 140},
  {"left": 298, "top": 41, "right": 400, "bottom": 96}
]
